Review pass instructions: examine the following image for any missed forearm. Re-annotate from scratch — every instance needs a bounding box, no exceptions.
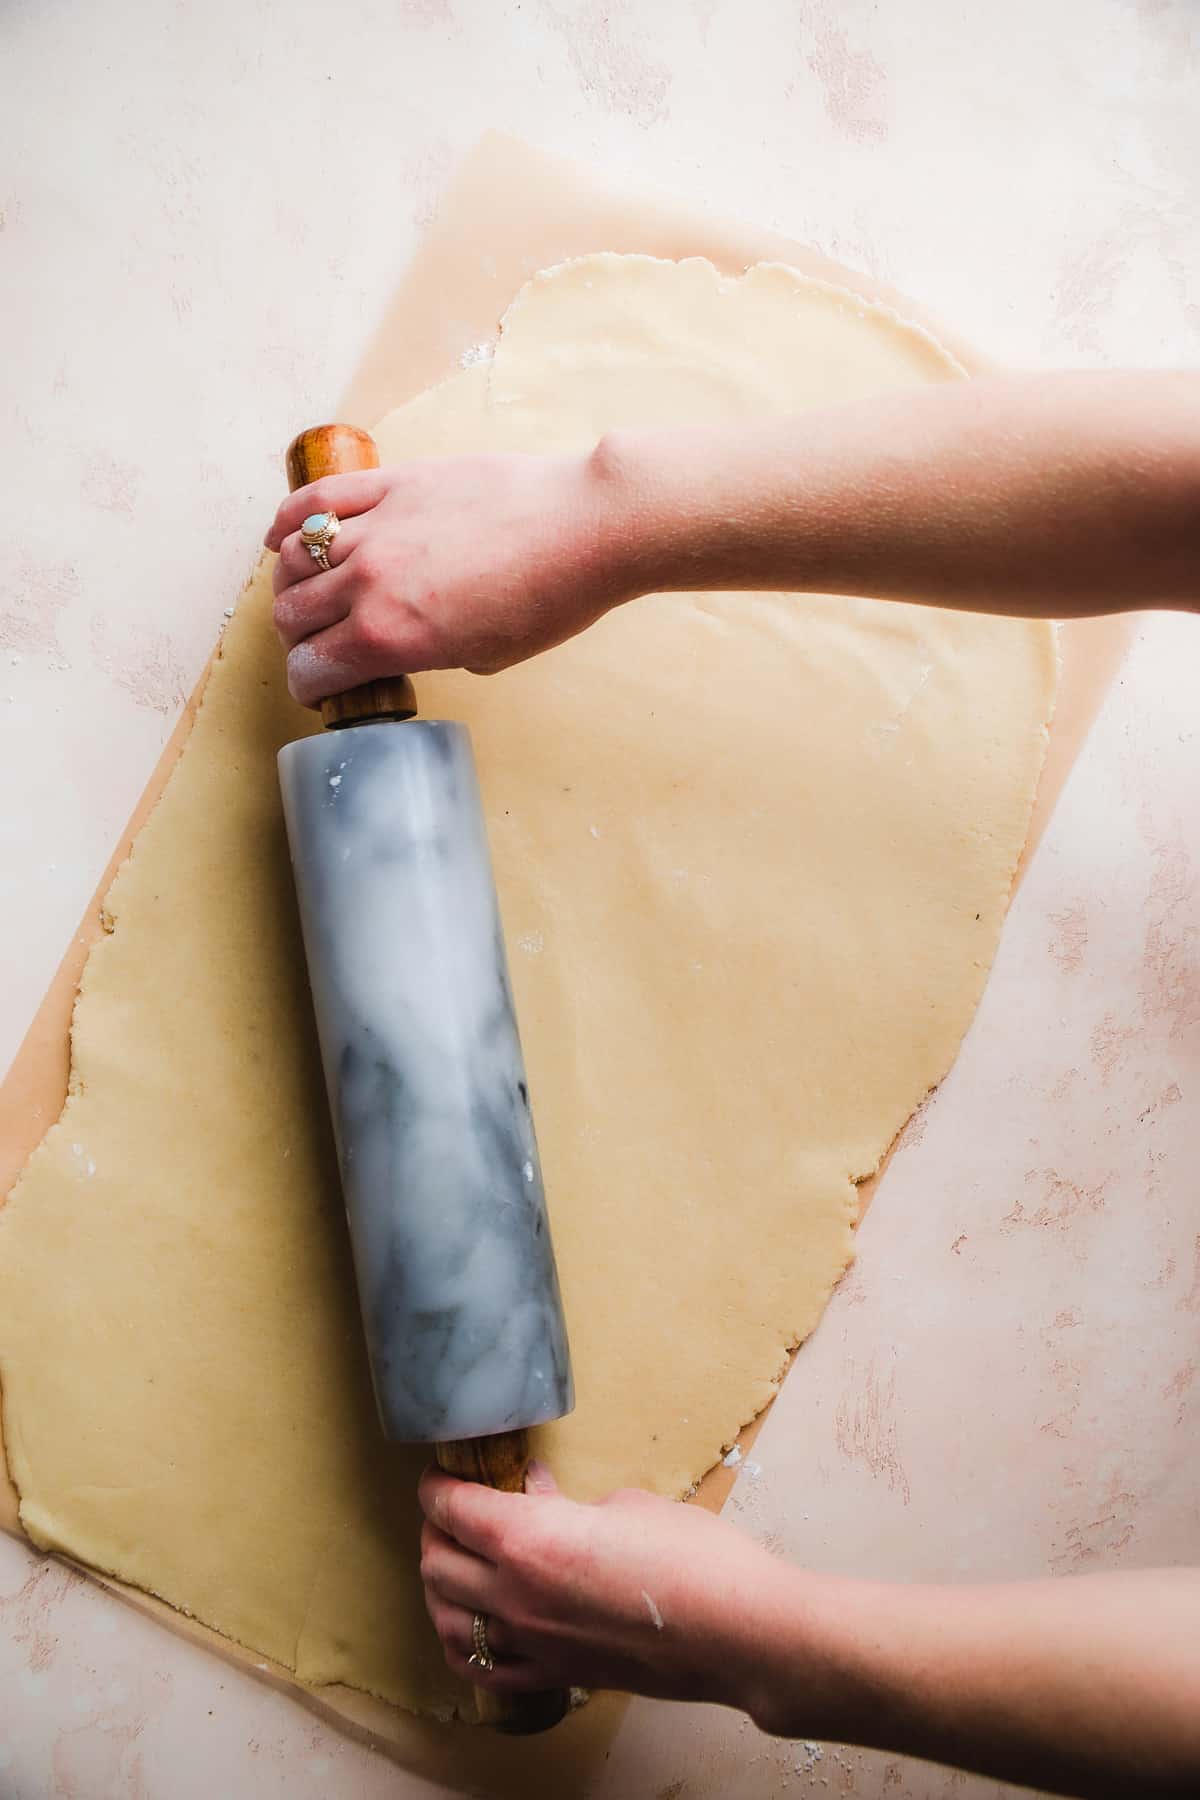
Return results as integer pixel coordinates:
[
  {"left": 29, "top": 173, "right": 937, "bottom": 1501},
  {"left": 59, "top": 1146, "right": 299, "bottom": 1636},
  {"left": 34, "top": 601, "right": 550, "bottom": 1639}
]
[
  {"left": 730, "top": 1564, "right": 1200, "bottom": 1797},
  {"left": 590, "top": 371, "right": 1200, "bottom": 620}
]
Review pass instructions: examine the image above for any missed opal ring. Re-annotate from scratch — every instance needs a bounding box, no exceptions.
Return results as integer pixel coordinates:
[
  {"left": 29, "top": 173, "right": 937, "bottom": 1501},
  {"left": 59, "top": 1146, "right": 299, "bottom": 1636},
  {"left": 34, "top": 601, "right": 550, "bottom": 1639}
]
[
  {"left": 299, "top": 510, "right": 340, "bottom": 573},
  {"left": 468, "top": 1610, "right": 496, "bottom": 1673}
]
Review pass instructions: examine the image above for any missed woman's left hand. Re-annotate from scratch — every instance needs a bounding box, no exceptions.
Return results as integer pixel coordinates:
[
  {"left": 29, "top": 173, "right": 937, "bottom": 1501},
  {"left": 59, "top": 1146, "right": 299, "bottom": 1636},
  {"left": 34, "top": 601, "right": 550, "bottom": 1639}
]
[
  {"left": 417, "top": 1462, "right": 772, "bottom": 1707},
  {"left": 264, "top": 450, "right": 624, "bottom": 706}
]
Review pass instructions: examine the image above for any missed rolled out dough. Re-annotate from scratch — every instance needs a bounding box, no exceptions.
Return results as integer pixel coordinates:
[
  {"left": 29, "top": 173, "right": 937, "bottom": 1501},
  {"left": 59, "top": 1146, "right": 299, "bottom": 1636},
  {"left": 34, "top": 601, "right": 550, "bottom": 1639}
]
[{"left": 0, "top": 255, "right": 1055, "bottom": 1715}]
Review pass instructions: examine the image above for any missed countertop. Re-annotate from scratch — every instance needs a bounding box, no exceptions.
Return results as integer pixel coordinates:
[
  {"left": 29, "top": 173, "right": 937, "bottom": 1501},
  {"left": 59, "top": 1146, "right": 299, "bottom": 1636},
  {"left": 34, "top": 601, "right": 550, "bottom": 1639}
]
[{"left": 2, "top": 2, "right": 1197, "bottom": 1795}]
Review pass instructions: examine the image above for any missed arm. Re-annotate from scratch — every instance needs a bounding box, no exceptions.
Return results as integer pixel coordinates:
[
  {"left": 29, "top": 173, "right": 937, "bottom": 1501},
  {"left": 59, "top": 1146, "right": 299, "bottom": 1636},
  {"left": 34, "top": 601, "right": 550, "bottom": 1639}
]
[
  {"left": 265, "top": 371, "right": 1199, "bottom": 705},
  {"left": 766, "top": 1561, "right": 1200, "bottom": 1799},
  {"left": 418, "top": 1469, "right": 1200, "bottom": 1798},
  {"left": 597, "top": 370, "right": 1200, "bottom": 620}
]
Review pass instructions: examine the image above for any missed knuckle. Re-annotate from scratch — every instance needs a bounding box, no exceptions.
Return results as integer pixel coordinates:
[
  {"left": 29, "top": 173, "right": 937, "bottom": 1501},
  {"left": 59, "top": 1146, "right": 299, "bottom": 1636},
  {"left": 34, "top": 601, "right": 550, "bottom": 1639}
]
[
  {"left": 419, "top": 1545, "right": 449, "bottom": 1595},
  {"left": 395, "top": 605, "right": 447, "bottom": 670},
  {"left": 471, "top": 1516, "right": 503, "bottom": 1564},
  {"left": 349, "top": 542, "right": 382, "bottom": 586},
  {"left": 441, "top": 1486, "right": 466, "bottom": 1543},
  {"left": 503, "top": 1526, "right": 545, "bottom": 1584},
  {"left": 353, "top": 607, "right": 396, "bottom": 664},
  {"left": 274, "top": 549, "right": 301, "bottom": 591},
  {"left": 303, "top": 481, "right": 335, "bottom": 517}
]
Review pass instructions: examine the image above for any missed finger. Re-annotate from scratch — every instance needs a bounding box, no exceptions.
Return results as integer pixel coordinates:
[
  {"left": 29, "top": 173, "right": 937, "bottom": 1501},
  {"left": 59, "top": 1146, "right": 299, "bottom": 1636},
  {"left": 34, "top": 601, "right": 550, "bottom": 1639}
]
[
  {"left": 418, "top": 1467, "right": 523, "bottom": 1562},
  {"left": 273, "top": 566, "right": 352, "bottom": 653},
  {"left": 425, "top": 1595, "right": 519, "bottom": 1662},
  {"left": 420, "top": 1524, "right": 500, "bottom": 1613},
  {"left": 285, "top": 618, "right": 384, "bottom": 709},
  {"left": 443, "top": 1643, "right": 547, "bottom": 1695},
  {"left": 524, "top": 1459, "right": 559, "bottom": 1497},
  {"left": 422, "top": 1516, "right": 498, "bottom": 1575},
  {"left": 431, "top": 1607, "right": 547, "bottom": 1694},
  {"left": 272, "top": 513, "right": 366, "bottom": 596},
  {"left": 264, "top": 470, "right": 390, "bottom": 551}
]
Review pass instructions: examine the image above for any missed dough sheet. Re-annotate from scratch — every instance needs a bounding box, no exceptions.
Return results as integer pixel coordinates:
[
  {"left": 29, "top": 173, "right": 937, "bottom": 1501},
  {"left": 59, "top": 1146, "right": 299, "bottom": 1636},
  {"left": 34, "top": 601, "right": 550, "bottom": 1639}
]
[{"left": 0, "top": 255, "right": 1055, "bottom": 1713}]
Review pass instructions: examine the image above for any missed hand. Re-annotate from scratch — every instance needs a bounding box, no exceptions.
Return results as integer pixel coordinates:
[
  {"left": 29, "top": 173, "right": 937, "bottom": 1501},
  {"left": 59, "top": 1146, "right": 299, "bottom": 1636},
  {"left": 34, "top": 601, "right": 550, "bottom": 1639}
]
[
  {"left": 264, "top": 450, "right": 623, "bottom": 708},
  {"left": 417, "top": 1464, "right": 775, "bottom": 1707}
]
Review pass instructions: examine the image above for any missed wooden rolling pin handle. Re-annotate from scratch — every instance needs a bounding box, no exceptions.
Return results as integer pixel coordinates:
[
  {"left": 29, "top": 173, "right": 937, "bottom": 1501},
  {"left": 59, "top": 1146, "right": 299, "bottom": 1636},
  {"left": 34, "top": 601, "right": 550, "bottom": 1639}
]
[
  {"left": 434, "top": 1430, "right": 571, "bottom": 1735},
  {"left": 283, "top": 424, "right": 418, "bottom": 731}
]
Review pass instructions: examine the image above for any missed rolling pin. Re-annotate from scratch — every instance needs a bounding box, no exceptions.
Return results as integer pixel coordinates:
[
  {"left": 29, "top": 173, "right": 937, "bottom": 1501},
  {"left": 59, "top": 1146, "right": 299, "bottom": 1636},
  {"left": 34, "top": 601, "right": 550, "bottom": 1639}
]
[{"left": 276, "top": 423, "right": 574, "bottom": 1735}]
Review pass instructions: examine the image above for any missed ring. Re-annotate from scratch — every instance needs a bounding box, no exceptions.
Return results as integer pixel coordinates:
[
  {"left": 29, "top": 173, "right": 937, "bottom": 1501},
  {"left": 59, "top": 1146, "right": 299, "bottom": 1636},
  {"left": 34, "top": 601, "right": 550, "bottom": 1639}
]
[
  {"left": 299, "top": 510, "right": 340, "bottom": 573},
  {"left": 468, "top": 1610, "right": 496, "bottom": 1673}
]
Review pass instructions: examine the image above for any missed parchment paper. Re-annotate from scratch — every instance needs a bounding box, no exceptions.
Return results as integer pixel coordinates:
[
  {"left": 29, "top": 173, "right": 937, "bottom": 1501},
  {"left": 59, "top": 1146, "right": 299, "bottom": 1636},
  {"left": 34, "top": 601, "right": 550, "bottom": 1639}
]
[{"left": 0, "top": 134, "right": 1127, "bottom": 1781}]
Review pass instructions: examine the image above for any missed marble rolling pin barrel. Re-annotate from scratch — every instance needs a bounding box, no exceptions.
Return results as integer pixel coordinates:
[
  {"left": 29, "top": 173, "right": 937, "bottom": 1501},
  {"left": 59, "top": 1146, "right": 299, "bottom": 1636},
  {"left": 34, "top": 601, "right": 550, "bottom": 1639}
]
[{"left": 277, "top": 424, "right": 574, "bottom": 1735}]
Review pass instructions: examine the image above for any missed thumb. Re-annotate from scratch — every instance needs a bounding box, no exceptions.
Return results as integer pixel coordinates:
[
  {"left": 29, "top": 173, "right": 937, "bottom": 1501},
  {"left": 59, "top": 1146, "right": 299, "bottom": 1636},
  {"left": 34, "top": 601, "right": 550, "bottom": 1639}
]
[{"left": 524, "top": 1457, "right": 559, "bottom": 1497}]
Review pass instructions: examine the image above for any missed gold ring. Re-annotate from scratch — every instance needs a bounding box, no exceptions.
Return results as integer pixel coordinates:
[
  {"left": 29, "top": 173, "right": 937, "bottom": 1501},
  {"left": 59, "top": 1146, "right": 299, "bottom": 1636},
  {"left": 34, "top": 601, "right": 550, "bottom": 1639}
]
[
  {"left": 299, "top": 510, "right": 340, "bottom": 574},
  {"left": 468, "top": 1610, "right": 495, "bottom": 1673}
]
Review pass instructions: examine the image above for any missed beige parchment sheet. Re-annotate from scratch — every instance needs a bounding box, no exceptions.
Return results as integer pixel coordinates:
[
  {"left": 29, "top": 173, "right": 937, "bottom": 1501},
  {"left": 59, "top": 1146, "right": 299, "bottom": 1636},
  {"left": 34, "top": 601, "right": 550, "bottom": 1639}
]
[{"left": 0, "top": 244, "right": 1056, "bottom": 1724}]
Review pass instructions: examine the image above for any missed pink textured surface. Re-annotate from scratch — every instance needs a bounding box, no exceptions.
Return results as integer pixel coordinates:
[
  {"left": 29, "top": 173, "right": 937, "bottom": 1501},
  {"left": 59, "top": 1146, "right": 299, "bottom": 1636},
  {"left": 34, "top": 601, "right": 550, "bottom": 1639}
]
[{"left": 3, "top": 0, "right": 1198, "bottom": 1794}]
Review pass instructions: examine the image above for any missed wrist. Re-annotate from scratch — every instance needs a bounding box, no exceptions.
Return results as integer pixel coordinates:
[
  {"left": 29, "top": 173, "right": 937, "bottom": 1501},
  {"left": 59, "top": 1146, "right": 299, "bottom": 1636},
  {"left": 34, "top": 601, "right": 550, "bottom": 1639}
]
[
  {"left": 682, "top": 1546, "right": 837, "bottom": 1731},
  {"left": 731, "top": 1564, "right": 893, "bottom": 1743},
  {"left": 581, "top": 428, "right": 693, "bottom": 604},
  {"left": 583, "top": 422, "right": 793, "bottom": 601}
]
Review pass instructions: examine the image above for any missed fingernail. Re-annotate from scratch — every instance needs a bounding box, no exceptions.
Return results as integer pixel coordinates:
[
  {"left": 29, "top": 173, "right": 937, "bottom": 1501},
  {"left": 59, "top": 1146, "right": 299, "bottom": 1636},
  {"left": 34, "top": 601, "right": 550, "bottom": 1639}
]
[{"left": 524, "top": 1458, "right": 554, "bottom": 1494}]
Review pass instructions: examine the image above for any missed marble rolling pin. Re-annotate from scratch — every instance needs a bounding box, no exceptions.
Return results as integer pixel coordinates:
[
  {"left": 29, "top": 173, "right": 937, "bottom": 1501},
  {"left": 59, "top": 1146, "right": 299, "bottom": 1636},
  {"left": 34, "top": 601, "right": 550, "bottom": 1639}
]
[{"left": 277, "top": 424, "right": 574, "bottom": 1735}]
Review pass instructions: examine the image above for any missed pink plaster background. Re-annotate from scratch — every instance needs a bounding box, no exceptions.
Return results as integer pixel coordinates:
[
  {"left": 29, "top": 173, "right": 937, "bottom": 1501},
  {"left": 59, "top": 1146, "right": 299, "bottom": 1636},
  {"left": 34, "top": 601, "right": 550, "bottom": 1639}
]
[{"left": 2, "top": 1, "right": 1197, "bottom": 1794}]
